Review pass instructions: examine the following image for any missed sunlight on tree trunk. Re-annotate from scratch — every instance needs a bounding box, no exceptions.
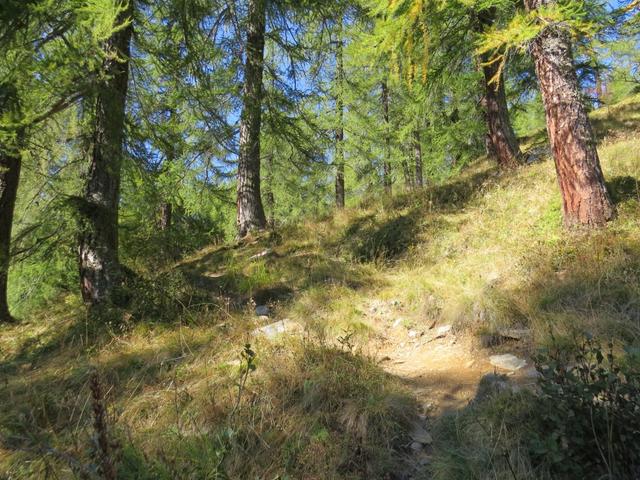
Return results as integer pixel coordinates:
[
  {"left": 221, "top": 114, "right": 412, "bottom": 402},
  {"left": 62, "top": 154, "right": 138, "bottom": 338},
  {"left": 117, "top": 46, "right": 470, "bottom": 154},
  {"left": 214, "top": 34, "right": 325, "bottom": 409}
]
[
  {"left": 237, "top": 0, "right": 268, "bottom": 237},
  {"left": 78, "top": 1, "right": 133, "bottom": 306},
  {"left": 158, "top": 202, "right": 172, "bottom": 231},
  {"left": 335, "top": 18, "right": 346, "bottom": 209},
  {"left": 381, "top": 80, "right": 392, "bottom": 195},
  {"left": 526, "top": 0, "right": 615, "bottom": 227},
  {"left": 476, "top": 8, "right": 522, "bottom": 169},
  {"left": 413, "top": 130, "right": 423, "bottom": 188}
]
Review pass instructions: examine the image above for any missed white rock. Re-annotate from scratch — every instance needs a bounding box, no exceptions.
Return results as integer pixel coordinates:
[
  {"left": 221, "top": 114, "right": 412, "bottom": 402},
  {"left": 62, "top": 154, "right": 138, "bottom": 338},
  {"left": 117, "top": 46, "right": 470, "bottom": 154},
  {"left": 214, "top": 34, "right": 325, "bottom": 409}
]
[
  {"left": 433, "top": 325, "right": 451, "bottom": 340},
  {"left": 249, "top": 249, "right": 272, "bottom": 260},
  {"left": 408, "top": 330, "right": 422, "bottom": 338},
  {"left": 392, "top": 318, "right": 403, "bottom": 328},
  {"left": 490, "top": 354, "right": 527, "bottom": 371},
  {"left": 252, "top": 320, "right": 300, "bottom": 339},
  {"left": 255, "top": 305, "right": 269, "bottom": 316}
]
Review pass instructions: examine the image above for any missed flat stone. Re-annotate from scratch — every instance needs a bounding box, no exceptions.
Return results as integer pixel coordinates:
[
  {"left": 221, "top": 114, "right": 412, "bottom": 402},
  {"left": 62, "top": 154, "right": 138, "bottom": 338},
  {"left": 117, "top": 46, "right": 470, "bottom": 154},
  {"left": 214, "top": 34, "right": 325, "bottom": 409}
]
[
  {"left": 392, "top": 318, "right": 403, "bottom": 328},
  {"left": 490, "top": 354, "right": 527, "bottom": 371},
  {"left": 252, "top": 319, "right": 300, "bottom": 338},
  {"left": 408, "top": 329, "right": 421, "bottom": 338},
  {"left": 255, "top": 305, "right": 269, "bottom": 316},
  {"left": 436, "top": 325, "right": 452, "bottom": 336}
]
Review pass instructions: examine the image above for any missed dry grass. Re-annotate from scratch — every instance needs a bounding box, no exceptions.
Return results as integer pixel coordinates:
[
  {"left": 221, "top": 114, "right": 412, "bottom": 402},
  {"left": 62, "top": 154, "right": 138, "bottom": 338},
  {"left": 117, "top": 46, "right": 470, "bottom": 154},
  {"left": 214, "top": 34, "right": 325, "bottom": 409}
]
[{"left": 1, "top": 97, "right": 639, "bottom": 478}]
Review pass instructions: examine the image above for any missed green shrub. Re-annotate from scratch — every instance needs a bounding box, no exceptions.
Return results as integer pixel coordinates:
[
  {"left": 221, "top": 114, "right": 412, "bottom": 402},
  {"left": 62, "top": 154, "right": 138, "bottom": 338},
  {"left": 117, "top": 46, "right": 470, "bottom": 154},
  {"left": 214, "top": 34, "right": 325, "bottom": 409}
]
[{"left": 529, "top": 337, "right": 640, "bottom": 479}]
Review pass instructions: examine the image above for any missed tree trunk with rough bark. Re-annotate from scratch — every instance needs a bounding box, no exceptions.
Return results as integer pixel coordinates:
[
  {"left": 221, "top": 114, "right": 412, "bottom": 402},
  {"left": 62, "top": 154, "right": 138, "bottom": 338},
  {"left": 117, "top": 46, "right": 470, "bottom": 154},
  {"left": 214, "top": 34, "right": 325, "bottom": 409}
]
[
  {"left": 158, "top": 202, "right": 172, "bottom": 231},
  {"left": 413, "top": 130, "right": 423, "bottom": 188},
  {"left": 78, "top": 1, "right": 133, "bottom": 306},
  {"left": 0, "top": 85, "right": 21, "bottom": 324},
  {"left": 335, "top": 19, "right": 345, "bottom": 209},
  {"left": 236, "top": 0, "right": 267, "bottom": 237},
  {"left": 525, "top": 0, "right": 615, "bottom": 227},
  {"left": 381, "top": 80, "right": 392, "bottom": 195},
  {"left": 401, "top": 151, "right": 413, "bottom": 190},
  {"left": 264, "top": 152, "right": 275, "bottom": 227},
  {"left": 475, "top": 8, "right": 522, "bottom": 169}
]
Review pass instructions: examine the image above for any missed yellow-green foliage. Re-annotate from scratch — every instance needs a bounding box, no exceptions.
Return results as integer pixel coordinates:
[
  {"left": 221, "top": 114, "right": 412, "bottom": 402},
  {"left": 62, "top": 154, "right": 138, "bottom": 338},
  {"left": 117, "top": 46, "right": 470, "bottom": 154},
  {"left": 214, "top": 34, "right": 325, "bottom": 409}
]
[{"left": 1, "top": 97, "right": 640, "bottom": 478}]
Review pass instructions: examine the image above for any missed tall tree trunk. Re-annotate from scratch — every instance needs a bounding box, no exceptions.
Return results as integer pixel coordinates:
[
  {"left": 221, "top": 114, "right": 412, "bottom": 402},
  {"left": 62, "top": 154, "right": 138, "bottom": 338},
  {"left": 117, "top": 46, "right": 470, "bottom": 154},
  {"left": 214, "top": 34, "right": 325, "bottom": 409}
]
[
  {"left": 334, "top": 18, "right": 345, "bottom": 209},
  {"left": 78, "top": 1, "right": 133, "bottom": 306},
  {"left": 158, "top": 202, "right": 172, "bottom": 231},
  {"left": 401, "top": 149, "right": 413, "bottom": 190},
  {"left": 237, "top": 0, "right": 267, "bottom": 237},
  {"left": 595, "top": 65, "right": 605, "bottom": 106},
  {"left": 264, "top": 152, "right": 275, "bottom": 227},
  {"left": 525, "top": 0, "right": 615, "bottom": 227},
  {"left": 381, "top": 80, "right": 392, "bottom": 195},
  {"left": 413, "top": 130, "right": 424, "bottom": 188},
  {"left": 475, "top": 8, "right": 522, "bottom": 169},
  {"left": 0, "top": 85, "right": 21, "bottom": 323}
]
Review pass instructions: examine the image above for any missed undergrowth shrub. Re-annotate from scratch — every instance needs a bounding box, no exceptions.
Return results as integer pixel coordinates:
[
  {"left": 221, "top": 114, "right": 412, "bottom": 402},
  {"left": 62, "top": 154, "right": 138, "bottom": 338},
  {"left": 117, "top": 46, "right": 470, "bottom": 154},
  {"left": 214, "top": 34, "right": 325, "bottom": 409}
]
[
  {"left": 529, "top": 336, "right": 640, "bottom": 479},
  {"left": 432, "top": 336, "right": 640, "bottom": 480},
  {"left": 116, "top": 269, "right": 199, "bottom": 323},
  {"left": 341, "top": 213, "right": 420, "bottom": 262}
]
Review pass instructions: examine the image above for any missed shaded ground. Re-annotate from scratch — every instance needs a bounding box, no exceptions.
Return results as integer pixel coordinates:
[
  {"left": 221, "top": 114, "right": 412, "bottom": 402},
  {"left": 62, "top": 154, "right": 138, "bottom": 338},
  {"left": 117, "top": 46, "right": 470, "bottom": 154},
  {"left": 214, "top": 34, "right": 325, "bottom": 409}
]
[{"left": 1, "top": 96, "right": 639, "bottom": 479}]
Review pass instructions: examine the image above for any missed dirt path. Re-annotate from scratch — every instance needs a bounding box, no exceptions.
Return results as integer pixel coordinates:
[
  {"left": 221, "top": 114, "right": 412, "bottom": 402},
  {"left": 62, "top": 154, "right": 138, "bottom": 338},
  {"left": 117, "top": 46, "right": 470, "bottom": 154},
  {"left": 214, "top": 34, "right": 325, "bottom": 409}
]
[{"left": 362, "top": 299, "right": 536, "bottom": 478}]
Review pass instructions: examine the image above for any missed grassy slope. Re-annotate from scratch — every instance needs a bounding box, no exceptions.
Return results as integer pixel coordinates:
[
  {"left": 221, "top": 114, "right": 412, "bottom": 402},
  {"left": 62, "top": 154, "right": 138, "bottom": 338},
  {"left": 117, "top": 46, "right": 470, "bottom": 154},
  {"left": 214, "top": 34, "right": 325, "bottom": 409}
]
[{"left": 1, "top": 96, "right": 639, "bottom": 479}]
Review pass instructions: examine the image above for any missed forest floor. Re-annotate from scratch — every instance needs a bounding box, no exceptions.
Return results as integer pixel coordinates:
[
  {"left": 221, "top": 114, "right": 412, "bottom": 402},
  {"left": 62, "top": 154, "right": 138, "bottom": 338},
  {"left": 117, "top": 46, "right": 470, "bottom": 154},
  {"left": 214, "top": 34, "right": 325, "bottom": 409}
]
[{"left": 1, "top": 95, "right": 640, "bottom": 478}]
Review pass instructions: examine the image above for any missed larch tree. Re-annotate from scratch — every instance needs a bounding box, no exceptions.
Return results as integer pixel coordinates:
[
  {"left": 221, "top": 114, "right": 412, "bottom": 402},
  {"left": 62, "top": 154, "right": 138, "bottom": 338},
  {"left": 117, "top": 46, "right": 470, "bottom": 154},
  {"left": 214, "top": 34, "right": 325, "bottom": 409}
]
[
  {"left": 413, "top": 129, "right": 423, "bottom": 188},
  {"left": 480, "top": 0, "right": 617, "bottom": 226},
  {"left": 0, "top": 1, "right": 113, "bottom": 321},
  {"left": 78, "top": 0, "right": 134, "bottom": 306},
  {"left": 381, "top": 79, "right": 393, "bottom": 194},
  {"left": 236, "top": 0, "right": 268, "bottom": 238},
  {"left": 366, "top": 0, "right": 523, "bottom": 170},
  {"left": 335, "top": 16, "right": 346, "bottom": 209},
  {"left": 0, "top": 85, "right": 21, "bottom": 323},
  {"left": 523, "top": 0, "right": 615, "bottom": 226},
  {"left": 474, "top": 6, "right": 523, "bottom": 169}
]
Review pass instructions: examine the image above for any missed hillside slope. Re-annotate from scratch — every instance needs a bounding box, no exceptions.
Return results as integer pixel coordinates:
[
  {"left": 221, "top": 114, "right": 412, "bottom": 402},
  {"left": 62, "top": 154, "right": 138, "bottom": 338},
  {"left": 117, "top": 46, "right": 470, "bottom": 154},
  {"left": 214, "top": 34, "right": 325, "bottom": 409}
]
[{"left": 1, "top": 97, "right": 639, "bottom": 479}]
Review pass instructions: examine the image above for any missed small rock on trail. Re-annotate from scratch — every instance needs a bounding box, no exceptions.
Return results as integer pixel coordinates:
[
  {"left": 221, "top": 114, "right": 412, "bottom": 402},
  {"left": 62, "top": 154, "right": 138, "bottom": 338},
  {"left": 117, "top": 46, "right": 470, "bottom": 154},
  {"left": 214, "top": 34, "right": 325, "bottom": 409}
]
[
  {"left": 252, "top": 319, "right": 301, "bottom": 338},
  {"left": 490, "top": 353, "right": 527, "bottom": 371}
]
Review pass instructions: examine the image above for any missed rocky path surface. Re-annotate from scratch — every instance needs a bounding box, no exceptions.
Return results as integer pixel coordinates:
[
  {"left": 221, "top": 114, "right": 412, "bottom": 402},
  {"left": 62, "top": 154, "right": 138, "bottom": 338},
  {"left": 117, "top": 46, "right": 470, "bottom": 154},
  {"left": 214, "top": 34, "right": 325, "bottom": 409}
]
[
  {"left": 251, "top": 296, "right": 536, "bottom": 479},
  {"left": 361, "top": 299, "right": 536, "bottom": 479}
]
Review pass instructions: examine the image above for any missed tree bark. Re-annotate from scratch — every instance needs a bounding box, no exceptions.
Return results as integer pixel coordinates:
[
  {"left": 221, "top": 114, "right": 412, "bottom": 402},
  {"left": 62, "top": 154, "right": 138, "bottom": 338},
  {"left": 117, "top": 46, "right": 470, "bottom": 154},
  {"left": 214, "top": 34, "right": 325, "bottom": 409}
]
[
  {"left": 158, "top": 202, "right": 172, "bottom": 231},
  {"left": 334, "top": 19, "right": 345, "bottom": 209},
  {"left": 78, "top": 1, "right": 133, "bottom": 306},
  {"left": 236, "top": 0, "right": 267, "bottom": 237},
  {"left": 381, "top": 80, "right": 392, "bottom": 195},
  {"left": 475, "top": 8, "right": 522, "bottom": 169},
  {"left": 413, "top": 130, "right": 423, "bottom": 188},
  {"left": 0, "top": 85, "right": 21, "bottom": 323},
  {"left": 264, "top": 152, "right": 275, "bottom": 227},
  {"left": 525, "top": 0, "right": 615, "bottom": 227}
]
